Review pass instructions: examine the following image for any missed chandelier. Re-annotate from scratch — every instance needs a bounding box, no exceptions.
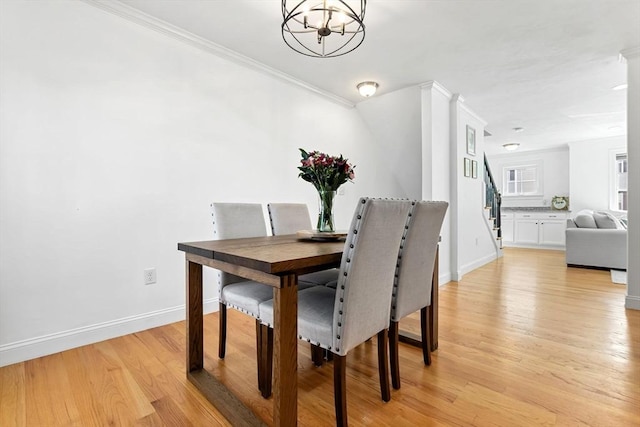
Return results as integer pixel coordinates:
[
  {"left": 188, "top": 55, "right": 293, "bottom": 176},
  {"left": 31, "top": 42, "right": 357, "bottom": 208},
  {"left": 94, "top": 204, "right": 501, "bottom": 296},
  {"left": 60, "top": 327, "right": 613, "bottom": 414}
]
[{"left": 281, "top": 1, "right": 367, "bottom": 58}]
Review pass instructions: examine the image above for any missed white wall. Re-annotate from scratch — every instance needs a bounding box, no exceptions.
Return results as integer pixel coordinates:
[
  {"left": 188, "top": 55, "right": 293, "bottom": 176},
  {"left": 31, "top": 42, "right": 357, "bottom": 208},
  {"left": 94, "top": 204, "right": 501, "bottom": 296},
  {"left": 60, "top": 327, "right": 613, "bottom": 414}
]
[
  {"left": 450, "top": 97, "right": 497, "bottom": 279},
  {"left": 0, "top": 1, "right": 413, "bottom": 365},
  {"left": 421, "top": 82, "right": 453, "bottom": 283},
  {"left": 568, "top": 136, "right": 626, "bottom": 214},
  {"left": 622, "top": 48, "right": 639, "bottom": 310},
  {"left": 355, "top": 86, "right": 422, "bottom": 200},
  {"left": 487, "top": 147, "right": 570, "bottom": 208}
]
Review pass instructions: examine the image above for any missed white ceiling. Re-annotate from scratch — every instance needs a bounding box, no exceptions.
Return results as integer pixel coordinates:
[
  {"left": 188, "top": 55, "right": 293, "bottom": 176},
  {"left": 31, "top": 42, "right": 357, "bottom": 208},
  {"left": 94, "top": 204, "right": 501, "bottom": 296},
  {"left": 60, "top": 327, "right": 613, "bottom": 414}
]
[{"left": 117, "top": 0, "right": 639, "bottom": 154}]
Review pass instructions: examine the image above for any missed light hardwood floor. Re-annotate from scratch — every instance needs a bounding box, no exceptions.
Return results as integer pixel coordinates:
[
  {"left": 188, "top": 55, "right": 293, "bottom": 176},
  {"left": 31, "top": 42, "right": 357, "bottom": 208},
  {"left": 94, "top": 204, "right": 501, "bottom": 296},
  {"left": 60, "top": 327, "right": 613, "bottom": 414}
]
[{"left": 1, "top": 248, "right": 638, "bottom": 426}]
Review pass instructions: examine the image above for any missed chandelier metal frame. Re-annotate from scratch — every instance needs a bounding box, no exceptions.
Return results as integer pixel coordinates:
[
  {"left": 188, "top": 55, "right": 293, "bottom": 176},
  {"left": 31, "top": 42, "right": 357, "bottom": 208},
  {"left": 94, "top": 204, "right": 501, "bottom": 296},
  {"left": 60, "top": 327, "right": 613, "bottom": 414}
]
[{"left": 281, "top": 1, "right": 367, "bottom": 58}]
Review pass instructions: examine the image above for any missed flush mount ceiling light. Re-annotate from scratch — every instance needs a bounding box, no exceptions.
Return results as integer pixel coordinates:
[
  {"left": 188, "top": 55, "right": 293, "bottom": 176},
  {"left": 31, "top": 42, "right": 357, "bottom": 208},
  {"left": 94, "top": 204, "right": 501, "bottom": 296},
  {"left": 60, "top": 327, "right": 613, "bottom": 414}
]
[
  {"left": 281, "top": 1, "right": 367, "bottom": 58},
  {"left": 357, "top": 81, "right": 378, "bottom": 97},
  {"left": 612, "top": 83, "right": 628, "bottom": 91},
  {"left": 503, "top": 143, "right": 520, "bottom": 151}
]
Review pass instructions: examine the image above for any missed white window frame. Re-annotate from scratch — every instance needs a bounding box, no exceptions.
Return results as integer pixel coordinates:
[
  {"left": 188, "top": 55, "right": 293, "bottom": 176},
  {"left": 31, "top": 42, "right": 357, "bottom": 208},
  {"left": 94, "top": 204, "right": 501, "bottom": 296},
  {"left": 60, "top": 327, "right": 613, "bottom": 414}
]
[
  {"left": 502, "top": 161, "right": 544, "bottom": 198},
  {"left": 609, "top": 148, "right": 628, "bottom": 212}
]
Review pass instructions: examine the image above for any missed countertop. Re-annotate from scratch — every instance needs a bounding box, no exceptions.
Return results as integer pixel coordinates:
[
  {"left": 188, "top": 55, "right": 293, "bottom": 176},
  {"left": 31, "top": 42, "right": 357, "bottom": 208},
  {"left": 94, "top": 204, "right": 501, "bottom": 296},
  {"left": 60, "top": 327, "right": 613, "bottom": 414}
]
[{"left": 502, "top": 207, "right": 571, "bottom": 212}]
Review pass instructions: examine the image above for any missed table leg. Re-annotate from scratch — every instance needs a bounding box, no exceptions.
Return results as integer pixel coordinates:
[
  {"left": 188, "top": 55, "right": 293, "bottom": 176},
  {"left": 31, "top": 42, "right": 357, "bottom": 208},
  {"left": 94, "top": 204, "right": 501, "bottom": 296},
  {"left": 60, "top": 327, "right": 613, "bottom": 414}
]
[
  {"left": 273, "top": 274, "right": 298, "bottom": 426},
  {"left": 186, "top": 260, "right": 203, "bottom": 372}
]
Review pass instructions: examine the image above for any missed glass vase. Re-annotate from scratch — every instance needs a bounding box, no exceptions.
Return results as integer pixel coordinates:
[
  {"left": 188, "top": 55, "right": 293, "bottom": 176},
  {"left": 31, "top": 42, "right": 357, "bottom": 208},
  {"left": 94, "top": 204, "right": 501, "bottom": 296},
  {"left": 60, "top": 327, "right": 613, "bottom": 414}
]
[{"left": 317, "top": 190, "right": 336, "bottom": 232}]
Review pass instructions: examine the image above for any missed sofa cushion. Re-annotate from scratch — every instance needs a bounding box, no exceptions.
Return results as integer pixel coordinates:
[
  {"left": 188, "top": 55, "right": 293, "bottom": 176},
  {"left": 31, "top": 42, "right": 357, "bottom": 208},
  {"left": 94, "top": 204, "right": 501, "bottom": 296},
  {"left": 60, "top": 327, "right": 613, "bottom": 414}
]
[
  {"left": 574, "top": 214, "right": 597, "bottom": 228},
  {"left": 593, "top": 211, "right": 624, "bottom": 229}
]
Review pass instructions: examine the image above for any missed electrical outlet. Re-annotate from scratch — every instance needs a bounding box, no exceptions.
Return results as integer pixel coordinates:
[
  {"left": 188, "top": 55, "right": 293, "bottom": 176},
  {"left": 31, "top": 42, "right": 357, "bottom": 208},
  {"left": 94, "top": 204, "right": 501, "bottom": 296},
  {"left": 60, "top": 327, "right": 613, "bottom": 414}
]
[
  {"left": 144, "top": 268, "right": 156, "bottom": 285},
  {"left": 338, "top": 187, "right": 345, "bottom": 196}
]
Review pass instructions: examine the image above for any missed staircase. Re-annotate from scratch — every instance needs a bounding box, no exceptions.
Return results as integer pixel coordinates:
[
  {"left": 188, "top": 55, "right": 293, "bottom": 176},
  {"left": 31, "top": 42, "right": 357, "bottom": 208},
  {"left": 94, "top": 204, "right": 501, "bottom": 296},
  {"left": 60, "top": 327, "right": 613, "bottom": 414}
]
[{"left": 484, "top": 154, "right": 503, "bottom": 250}]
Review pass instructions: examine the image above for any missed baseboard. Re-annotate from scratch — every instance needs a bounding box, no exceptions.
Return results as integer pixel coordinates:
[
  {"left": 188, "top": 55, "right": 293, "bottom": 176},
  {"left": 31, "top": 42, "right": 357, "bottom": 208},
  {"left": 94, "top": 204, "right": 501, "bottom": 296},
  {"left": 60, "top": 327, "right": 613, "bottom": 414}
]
[
  {"left": 503, "top": 242, "right": 566, "bottom": 250},
  {"left": 625, "top": 295, "right": 640, "bottom": 310},
  {"left": 0, "top": 298, "right": 219, "bottom": 367},
  {"left": 438, "top": 272, "right": 452, "bottom": 286},
  {"left": 460, "top": 252, "right": 498, "bottom": 277}
]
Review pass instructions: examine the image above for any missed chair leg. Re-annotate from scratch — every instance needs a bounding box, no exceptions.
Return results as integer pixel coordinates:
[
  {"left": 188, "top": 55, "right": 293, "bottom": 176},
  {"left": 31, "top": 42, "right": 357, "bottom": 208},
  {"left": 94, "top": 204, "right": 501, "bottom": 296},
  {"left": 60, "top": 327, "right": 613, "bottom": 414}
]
[
  {"left": 389, "top": 321, "right": 401, "bottom": 390},
  {"left": 421, "top": 306, "right": 432, "bottom": 366},
  {"left": 255, "top": 320, "right": 262, "bottom": 393},
  {"left": 377, "top": 329, "right": 391, "bottom": 402},
  {"left": 310, "top": 344, "right": 324, "bottom": 367},
  {"left": 257, "top": 323, "right": 273, "bottom": 399},
  {"left": 333, "top": 354, "right": 348, "bottom": 427},
  {"left": 325, "top": 349, "right": 334, "bottom": 361},
  {"left": 218, "top": 303, "right": 227, "bottom": 359}
]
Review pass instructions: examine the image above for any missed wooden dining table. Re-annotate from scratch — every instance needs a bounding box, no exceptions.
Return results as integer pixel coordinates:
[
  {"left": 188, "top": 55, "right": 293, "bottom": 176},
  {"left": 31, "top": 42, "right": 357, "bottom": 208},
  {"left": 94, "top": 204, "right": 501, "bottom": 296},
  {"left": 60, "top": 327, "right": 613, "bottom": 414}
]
[{"left": 178, "top": 234, "right": 439, "bottom": 426}]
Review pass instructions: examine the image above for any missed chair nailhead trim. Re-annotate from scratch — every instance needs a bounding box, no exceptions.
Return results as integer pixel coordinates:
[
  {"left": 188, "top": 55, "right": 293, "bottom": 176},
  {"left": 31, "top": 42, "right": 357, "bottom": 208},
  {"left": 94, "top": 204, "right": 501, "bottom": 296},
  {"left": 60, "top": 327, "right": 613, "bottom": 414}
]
[{"left": 391, "top": 200, "right": 418, "bottom": 319}]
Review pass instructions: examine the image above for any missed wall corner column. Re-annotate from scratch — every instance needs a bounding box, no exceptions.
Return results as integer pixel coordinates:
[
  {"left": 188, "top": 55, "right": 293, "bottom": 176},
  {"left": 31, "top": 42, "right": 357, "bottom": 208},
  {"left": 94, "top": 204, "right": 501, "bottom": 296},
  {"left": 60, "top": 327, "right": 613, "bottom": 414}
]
[{"left": 621, "top": 47, "right": 640, "bottom": 310}]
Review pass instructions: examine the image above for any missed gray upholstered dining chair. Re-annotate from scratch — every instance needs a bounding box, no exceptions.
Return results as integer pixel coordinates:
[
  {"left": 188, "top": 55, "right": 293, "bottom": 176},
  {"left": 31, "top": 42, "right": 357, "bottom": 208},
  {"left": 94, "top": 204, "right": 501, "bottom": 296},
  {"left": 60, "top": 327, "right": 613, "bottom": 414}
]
[
  {"left": 211, "top": 202, "right": 314, "bottom": 397},
  {"left": 267, "top": 202, "right": 340, "bottom": 287},
  {"left": 260, "top": 198, "right": 414, "bottom": 426},
  {"left": 389, "top": 201, "right": 448, "bottom": 390}
]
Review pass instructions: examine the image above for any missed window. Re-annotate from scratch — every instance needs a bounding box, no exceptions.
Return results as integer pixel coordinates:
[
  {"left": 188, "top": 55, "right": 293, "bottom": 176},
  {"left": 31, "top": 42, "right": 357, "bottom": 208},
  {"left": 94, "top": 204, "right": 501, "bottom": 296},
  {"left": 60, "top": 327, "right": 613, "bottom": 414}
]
[
  {"left": 502, "top": 164, "right": 540, "bottom": 196},
  {"left": 611, "top": 153, "right": 628, "bottom": 211}
]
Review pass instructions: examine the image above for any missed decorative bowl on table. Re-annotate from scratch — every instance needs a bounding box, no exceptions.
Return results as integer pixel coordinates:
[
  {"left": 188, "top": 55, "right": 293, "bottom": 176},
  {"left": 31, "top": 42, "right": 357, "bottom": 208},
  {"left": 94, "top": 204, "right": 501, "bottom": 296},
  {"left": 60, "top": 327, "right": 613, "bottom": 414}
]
[{"left": 296, "top": 230, "right": 348, "bottom": 241}]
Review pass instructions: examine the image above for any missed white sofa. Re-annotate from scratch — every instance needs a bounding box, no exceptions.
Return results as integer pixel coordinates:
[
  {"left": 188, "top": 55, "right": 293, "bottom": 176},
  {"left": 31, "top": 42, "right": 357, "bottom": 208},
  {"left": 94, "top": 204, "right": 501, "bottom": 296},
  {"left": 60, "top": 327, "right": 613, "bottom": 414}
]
[{"left": 565, "top": 211, "right": 627, "bottom": 270}]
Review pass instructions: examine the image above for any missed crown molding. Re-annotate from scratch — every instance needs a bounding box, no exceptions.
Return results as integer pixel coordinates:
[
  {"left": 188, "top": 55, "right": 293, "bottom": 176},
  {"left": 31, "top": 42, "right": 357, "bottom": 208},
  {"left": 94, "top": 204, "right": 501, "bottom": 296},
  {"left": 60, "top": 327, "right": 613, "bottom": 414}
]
[
  {"left": 420, "top": 80, "right": 452, "bottom": 99},
  {"left": 454, "top": 95, "right": 488, "bottom": 127},
  {"left": 620, "top": 46, "right": 640, "bottom": 60},
  {"left": 451, "top": 93, "right": 465, "bottom": 104},
  {"left": 81, "top": 0, "right": 355, "bottom": 109}
]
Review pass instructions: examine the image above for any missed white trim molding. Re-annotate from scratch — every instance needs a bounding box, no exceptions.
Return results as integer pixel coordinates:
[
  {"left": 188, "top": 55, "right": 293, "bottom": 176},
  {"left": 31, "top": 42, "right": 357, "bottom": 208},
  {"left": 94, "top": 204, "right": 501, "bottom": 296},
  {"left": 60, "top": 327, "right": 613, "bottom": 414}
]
[
  {"left": 81, "top": 0, "right": 354, "bottom": 108},
  {"left": 620, "top": 47, "right": 640, "bottom": 60},
  {"left": 0, "top": 298, "right": 219, "bottom": 367},
  {"left": 452, "top": 252, "right": 498, "bottom": 281},
  {"left": 420, "top": 80, "right": 453, "bottom": 100}
]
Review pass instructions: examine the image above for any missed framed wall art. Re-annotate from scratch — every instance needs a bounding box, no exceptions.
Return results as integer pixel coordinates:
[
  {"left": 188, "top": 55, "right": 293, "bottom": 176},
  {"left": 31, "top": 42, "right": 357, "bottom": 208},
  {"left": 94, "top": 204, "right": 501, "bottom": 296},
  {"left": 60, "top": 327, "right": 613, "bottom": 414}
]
[
  {"left": 472, "top": 160, "right": 478, "bottom": 178},
  {"left": 466, "top": 125, "right": 476, "bottom": 156},
  {"left": 464, "top": 157, "right": 471, "bottom": 177}
]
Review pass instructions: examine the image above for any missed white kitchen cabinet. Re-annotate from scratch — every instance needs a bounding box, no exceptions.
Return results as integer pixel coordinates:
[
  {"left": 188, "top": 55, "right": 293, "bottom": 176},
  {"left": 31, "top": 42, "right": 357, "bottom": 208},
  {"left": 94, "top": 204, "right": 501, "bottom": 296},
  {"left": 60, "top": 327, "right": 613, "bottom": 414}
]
[
  {"left": 539, "top": 219, "right": 566, "bottom": 245},
  {"left": 515, "top": 218, "right": 539, "bottom": 244},
  {"left": 501, "top": 213, "right": 514, "bottom": 243},
  {"left": 503, "top": 211, "right": 567, "bottom": 248}
]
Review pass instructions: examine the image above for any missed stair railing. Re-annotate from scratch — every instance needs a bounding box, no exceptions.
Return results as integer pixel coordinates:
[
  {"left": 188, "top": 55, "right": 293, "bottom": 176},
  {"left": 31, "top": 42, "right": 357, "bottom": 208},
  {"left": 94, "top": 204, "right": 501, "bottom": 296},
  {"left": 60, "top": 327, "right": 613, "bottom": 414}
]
[{"left": 484, "top": 154, "right": 502, "bottom": 239}]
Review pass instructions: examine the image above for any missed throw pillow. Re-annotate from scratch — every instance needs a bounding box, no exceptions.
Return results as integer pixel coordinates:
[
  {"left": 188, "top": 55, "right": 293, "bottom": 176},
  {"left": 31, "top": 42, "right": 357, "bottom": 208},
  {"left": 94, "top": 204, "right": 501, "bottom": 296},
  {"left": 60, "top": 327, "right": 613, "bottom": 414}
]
[
  {"left": 574, "top": 214, "right": 597, "bottom": 228},
  {"left": 593, "top": 211, "right": 624, "bottom": 229}
]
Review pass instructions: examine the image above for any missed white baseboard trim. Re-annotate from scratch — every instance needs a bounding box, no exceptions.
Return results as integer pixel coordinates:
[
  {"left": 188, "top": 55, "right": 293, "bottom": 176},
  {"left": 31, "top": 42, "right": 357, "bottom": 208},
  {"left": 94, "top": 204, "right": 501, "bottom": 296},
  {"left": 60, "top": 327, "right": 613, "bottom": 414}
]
[
  {"left": 625, "top": 295, "right": 640, "bottom": 310},
  {"left": 456, "top": 252, "right": 498, "bottom": 281},
  {"left": 503, "top": 243, "right": 566, "bottom": 250},
  {"left": 0, "top": 298, "right": 219, "bottom": 367},
  {"left": 439, "top": 272, "right": 452, "bottom": 286}
]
